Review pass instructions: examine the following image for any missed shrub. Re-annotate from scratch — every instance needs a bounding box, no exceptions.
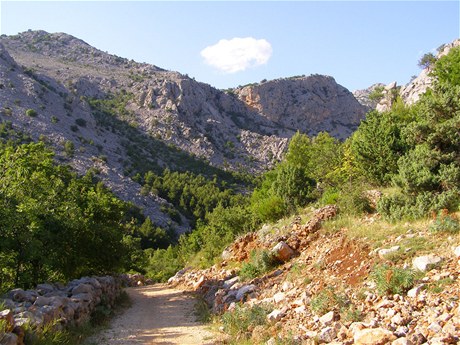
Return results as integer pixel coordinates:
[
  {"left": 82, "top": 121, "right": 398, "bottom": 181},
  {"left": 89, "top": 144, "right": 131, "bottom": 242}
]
[
  {"left": 63, "top": 140, "right": 74, "bottom": 157},
  {"left": 25, "top": 108, "right": 37, "bottom": 117},
  {"left": 310, "top": 287, "right": 348, "bottom": 315},
  {"left": 50, "top": 116, "right": 59, "bottom": 123},
  {"left": 75, "top": 118, "right": 87, "bottom": 127},
  {"left": 371, "top": 264, "right": 417, "bottom": 295},
  {"left": 418, "top": 52, "right": 436, "bottom": 69},
  {"left": 70, "top": 125, "right": 78, "bottom": 132},
  {"left": 429, "top": 211, "right": 460, "bottom": 234},
  {"left": 221, "top": 304, "right": 270, "bottom": 340},
  {"left": 239, "top": 249, "right": 278, "bottom": 281}
]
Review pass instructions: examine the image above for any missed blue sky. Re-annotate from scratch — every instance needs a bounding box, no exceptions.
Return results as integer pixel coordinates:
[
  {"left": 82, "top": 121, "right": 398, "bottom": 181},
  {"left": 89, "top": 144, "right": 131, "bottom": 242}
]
[{"left": 1, "top": 1, "right": 459, "bottom": 91}]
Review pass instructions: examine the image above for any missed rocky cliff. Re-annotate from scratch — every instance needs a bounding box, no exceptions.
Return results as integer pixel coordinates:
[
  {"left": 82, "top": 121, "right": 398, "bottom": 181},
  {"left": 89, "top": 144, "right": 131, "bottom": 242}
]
[{"left": 0, "top": 30, "right": 368, "bottom": 228}]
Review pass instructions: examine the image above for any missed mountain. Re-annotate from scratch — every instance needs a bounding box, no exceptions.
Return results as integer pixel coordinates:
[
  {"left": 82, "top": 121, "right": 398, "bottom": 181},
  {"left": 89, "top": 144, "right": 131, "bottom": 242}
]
[{"left": 0, "top": 30, "right": 368, "bottom": 229}]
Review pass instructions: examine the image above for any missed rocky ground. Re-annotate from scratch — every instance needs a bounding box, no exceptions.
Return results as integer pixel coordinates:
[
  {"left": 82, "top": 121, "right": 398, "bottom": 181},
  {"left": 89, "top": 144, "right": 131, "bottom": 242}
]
[{"left": 169, "top": 206, "right": 460, "bottom": 344}]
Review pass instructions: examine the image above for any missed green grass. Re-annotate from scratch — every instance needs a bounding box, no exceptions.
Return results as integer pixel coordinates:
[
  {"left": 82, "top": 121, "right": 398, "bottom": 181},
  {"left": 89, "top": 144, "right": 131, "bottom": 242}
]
[
  {"left": 220, "top": 304, "right": 271, "bottom": 342},
  {"left": 370, "top": 264, "right": 420, "bottom": 296}
]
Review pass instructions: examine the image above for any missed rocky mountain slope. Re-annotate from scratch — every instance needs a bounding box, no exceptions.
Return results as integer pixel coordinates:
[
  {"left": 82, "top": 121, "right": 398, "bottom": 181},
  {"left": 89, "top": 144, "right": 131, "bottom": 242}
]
[{"left": 0, "top": 30, "right": 367, "bottom": 229}]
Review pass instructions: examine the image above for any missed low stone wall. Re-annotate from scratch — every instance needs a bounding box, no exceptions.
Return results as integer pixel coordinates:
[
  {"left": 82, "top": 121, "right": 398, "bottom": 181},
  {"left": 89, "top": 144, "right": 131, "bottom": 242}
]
[{"left": 0, "top": 276, "right": 122, "bottom": 345}]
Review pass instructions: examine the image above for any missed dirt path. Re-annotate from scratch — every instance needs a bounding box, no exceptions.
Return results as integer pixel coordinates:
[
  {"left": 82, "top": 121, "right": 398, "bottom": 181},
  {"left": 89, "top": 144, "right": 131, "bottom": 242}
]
[{"left": 88, "top": 284, "right": 216, "bottom": 345}]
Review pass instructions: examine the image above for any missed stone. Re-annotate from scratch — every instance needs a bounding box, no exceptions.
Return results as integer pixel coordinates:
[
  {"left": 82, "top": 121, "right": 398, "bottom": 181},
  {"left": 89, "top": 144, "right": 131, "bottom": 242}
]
[
  {"left": 193, "top": 276, "right": 206, "bottom": 290},
  {"left": 412, "top": 254, "right": 442, "bottom": 271},
  {"left": 407, "top": 285, "right": 424, "bottom": 298},
  {"left": 453, "top": 246, "right": 460, "bottom": 257},
  {"left": 71, "top": 283, "right": 94, "bottom": 295},
  {"left": 391, "top": 313, "right": 404, "bottom": 325},
  {"left": 36, "top": 283, "right": 55, "bottom": 295},
  {"left": 378, "top": 246, "right": 400, "bottom": 259},
  {"left": 267, "top": 309, "right": 284, "bottom": 323},
  {"left": 222, "top": 276, "right": 239, "bottom": 289},
  {"left": 392, "top": 338, "right": 413, "bottom": 345},
  {"left": 235, "top": 284, "right": 256, "bottom": 301},
  {"left": 273, "top": 292, "right": 286, "bottom": 304},
  {"left": 354, "top": 328, "right": 396, "bottom": 345},
  {"left": 317, "top": 326, "right": 337, "bottom": 343},
  {"left": 319, "top": 310, "right": 338, "bottom": 326},
  {"left": 271, "top": 241, "right": 294, "bottom": 262}
]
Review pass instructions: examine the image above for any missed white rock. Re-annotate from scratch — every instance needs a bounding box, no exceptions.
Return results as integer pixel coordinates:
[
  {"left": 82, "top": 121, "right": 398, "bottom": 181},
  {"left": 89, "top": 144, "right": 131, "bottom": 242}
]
[
  {"left": 378, "top": 246, "right": 400, "bottom": 259},
  {"left": 354, "top": 328, "right": 396, "bottom": 345},
  {"left": 273, "top": 292, "right": 286, "bottom": 303},
  {"left": 412, "top": 254, "right": 442, "bottom": 271},
  {"left": 391, "top": 313, "right": 404, "bottom": 325},
  {"left": 319, "top": 310, "right": 338, "bottom": 326},
  {"left": 392, "top": 338, "right": 412, "bottom": 345},
  {"left": 407, "top": 285, "right": 424, "bottom": 298},
  {"left": 453, "top": 246, "right": 460, "bottom": 257},
  {"left": 267, "top": 309, "right": 284, "bottom": 323}
]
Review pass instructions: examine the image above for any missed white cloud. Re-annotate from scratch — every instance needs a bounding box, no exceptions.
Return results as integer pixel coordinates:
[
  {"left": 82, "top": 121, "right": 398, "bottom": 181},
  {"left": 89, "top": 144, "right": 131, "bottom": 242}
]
[{"left": 201, "top": 37, "right": 272, "bottom": 73}]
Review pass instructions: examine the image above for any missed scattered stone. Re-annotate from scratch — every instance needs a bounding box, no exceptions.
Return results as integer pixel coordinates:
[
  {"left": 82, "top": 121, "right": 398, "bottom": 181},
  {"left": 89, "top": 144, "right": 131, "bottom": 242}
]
[
  {"left": 273, "top": 292, "right": 286, "bottom": 304},
  {"left": 412, "top": 255, "right": 442, "bottom": 271},
  {"left": 407, "top": 285, "right": 424, "bottom": 298},
  {"left": 235, "top": 284, "right": 256, "bottom": 301},
  {"left": 453, "top": 246, "right": 460, "bottom": 257}
]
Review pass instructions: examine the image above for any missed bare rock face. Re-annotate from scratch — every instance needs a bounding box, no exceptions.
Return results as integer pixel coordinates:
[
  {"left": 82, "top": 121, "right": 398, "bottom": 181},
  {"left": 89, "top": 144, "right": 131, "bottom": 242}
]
[
  {"left": 353, "top": 83, "right": 385, "bottom": 110},
  {"left": 235, "top": 75, "right": 367, "bottom": 140},
  {"left": 401, "top": 39, "right": 460, "bottom": 106}
]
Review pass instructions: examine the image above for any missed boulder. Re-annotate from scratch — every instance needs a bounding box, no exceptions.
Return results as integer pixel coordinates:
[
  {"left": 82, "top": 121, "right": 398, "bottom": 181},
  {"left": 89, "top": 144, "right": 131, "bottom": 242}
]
[
  {"left": 412, "top": 254, "right": 442, "bottom": 271},
  {"left": 378, "top": 246, "right": 400, "bottom": 259},
  {"left": 271, "top": 241, "right": 294, "bottom": 262},
  {"left": 71, "top": 283, "right": 94, "bottom": 295},
  {"left": 235, "top": 284, "right": 256, "bottom": 301}
]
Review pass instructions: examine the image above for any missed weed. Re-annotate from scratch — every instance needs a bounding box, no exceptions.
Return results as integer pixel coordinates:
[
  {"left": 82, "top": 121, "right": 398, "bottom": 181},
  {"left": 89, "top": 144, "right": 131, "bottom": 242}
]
[
  {"left": 239, "top": 249, "right": 279, "bottom": 281},
  {"left": 220, "top": 304, "right": 270, "bottom": 341},
  {"left": 429, "top": 211, "right": 460, "bottom": 234},
  {"left": 25, "top": 108, "right": 37, "bottom": 117},
  {"left": 310, "top": 287, "right": 348, "bottom": 315},
  {"left": 371, "top": 264, "right": 419, "bottom": 295},
  {"left": 194, "top": 296, "right": 211, "bottom": 323},
  {"left": 427, "top": 277, "right": 455, "bottom": 294}
]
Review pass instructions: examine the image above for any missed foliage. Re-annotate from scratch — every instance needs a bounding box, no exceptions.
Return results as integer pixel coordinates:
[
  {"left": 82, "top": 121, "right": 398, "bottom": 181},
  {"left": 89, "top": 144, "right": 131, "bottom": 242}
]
[
  {"left": 0, "top": 140, "right": 161, "bottom": 292},
  {"left": 418, "top": 52, "right": 436, "bottom": 69},
  {"left": 310, "top": 287, "right": 348, "bottom": 315},
  {"left": 351, "top": 108, "right": 411, "bottom": 185},
  {"left": 429, "top": 211, "right": 460, "bottom": 234},
  {"left": 368, "top": 85, "right": 385, "bottom": 101},
  {"left": 239, "top": 249, "right": 278, "bottom": 281},
  {"left": 25, "top": 108, "right": 37, "bottom": 117},
  {"left": 370, "top": 264, "right": 417, "bottom": 295},
  {"left": 220, "top": 304, "right": 270, "bottom": 341},
  {"left": 144, "top": 246, "right": 182, "bottom": 282}
]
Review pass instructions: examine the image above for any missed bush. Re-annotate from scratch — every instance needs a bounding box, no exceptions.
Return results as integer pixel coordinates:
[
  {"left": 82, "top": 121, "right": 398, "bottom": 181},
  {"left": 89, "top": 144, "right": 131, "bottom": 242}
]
[
  {"left": 418, "top": 52, "right": 436, "bottom": 69},
  {"left": 239, "top": 249, "right": 279, "bottom": 281},
  {"left": 25, "top": 108, "right": 37, "bottom": 117},
  {"left": 63, "top": 140, "right": 74, "bottom": 157},
  {"left": 75, "top": 118, "right": 87, "bottom": 127},
  {"left": 221, "top": 304, "right": 270, "bottom": 341},
  {"left": 370, "top": 264, "right": 417, "bottom": 295},
  {"left": 429, "top": 211, "right": 460, "bottom": 234},
  {"left": 310, "top": 287, "right": 348, "bottom": 315}
]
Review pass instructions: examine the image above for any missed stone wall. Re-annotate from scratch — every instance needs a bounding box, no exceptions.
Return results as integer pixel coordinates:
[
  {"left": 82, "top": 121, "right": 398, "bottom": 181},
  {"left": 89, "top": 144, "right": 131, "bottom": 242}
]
[{"left": 0, "top": 276, "right": 122, "bottom": 345}]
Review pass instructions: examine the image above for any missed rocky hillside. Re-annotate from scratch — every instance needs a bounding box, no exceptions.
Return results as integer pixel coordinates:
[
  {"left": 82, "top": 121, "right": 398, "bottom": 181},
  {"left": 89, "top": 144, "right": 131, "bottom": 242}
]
[
  {"left": 0, "top": 30, "right": 368, "bottom": 228},
  {"left": 170, "top": 206, "right": 460, "bottom": 344}
]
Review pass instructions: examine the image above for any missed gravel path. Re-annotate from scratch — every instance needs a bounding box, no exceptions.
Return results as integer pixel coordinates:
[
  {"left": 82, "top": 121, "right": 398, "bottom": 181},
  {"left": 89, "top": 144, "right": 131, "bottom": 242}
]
[{"left": 87, "top": 284, "right": 216, "bottom": 345}]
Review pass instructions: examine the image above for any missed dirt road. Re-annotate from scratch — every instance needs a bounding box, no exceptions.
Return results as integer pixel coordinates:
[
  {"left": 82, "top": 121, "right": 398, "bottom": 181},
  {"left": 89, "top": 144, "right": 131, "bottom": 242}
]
[{"left": 88, "top": 284, "right": 216, "bottom": 345}]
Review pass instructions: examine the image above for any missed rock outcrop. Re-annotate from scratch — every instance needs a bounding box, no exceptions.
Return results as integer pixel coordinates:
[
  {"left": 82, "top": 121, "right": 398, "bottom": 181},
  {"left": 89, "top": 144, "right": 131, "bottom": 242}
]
[{"left": 235, "top": 75, "right": 367, "bottom": 140}]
